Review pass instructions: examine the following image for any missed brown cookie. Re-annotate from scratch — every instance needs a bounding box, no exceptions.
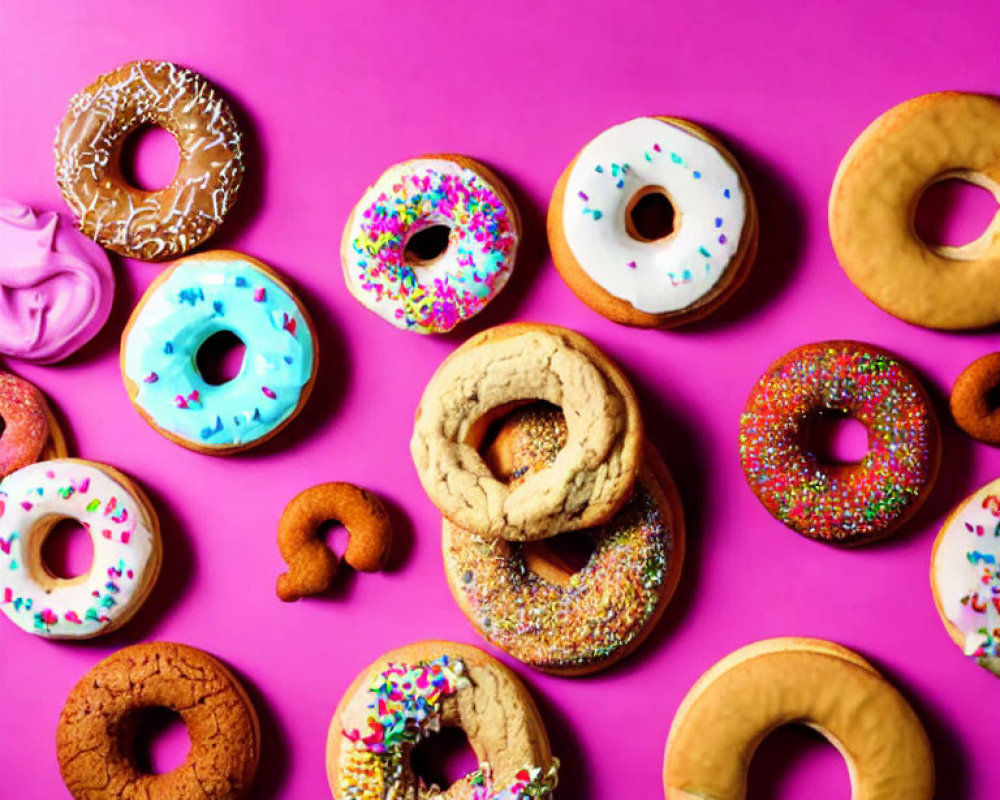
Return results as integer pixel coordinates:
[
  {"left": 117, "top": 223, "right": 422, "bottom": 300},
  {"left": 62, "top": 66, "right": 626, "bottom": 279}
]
[
  {"left": 547, "top": 116, "right": 758, "bottom": 328},
  {"left": 326, "top": 640, "right": 557, "bottom": 799},
  {"left": 57, "top": 642, "right": 260, "bottom": 800},
  {"left": 276, "top": 482, "right": 392, "bottom": 601},
  {"left": 411, "top": 322, "right": 643, "bottom": 541},
  {"left": 951, "top": 352, "right": 1000, "bottom": 445}
]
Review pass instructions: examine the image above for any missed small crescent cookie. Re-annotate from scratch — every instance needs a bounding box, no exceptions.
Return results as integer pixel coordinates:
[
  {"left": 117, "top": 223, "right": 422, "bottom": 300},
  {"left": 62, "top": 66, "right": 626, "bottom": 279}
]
[
  {"left": 930, "top": 478, "right": 1000, "bottom": 678},
  {"left": 121, "top": 250, "right": 319, "bottom": 455},
  {"left": 327, "top": 640, "right": 558, "bottom": 799},
  {"left": 276, "top": 482, "right": 392, "bottom": 601},
  {"left": 830, "top": 91, "right": 1000, "bottom": 329},
  {"left": 663, "top": 638, "right": 934, "bottom": 800},
  {"left": 443, "top": 404, "right": 685, "bottom": 675},
  {"left": 0, "top": 373, "right": 69, "bottom": 478},
  {"left": 55, "top": 60, "right": 244, "bottom": 262},
  {"left": 548, "top": 116, "right": 758, "bottom": 327},
  {"left": 411, "top": 323, "right": 643, "bottom": 541},
  {"left": 950, "top": 352, "right": 1000, "bottom": 446},
  {"left": 0, "top": 459, "right": 160, "bottom": 639},
  {"left": 342, "top": 154, "right": 521, "bottom": 334},
  {"left": 57, "top": 642, "right": 260, "bottom": 800}
]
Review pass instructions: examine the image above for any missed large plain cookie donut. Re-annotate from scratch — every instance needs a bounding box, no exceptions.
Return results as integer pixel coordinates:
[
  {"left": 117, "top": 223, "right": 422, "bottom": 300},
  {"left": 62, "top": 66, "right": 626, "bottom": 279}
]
[
  {"left": 663, "top": 638, "right": 934, "bottom": 800},
  {"left": 931, "top": 478, "right": 1000, "bottom": 678},
  {"left": 830, "top": 91, "right": 1000, "bottom": 329},
  {"left": 548, "top": 116, "right": 757, "bottom": 327},
  {"left": 57, "top": 642, "right": 259, "bottom": 800},
  {"left": 327, "top": 640, "right": 558, "bottom": 799},
  {"left": 55, "top": 60, "right": 244, "bottom": 262},
  {"left": 411, "top": 323, "right": 643, "bottom": 541},
  {"left": 443, "top": 404, "right": 684, "bottom": 675}
]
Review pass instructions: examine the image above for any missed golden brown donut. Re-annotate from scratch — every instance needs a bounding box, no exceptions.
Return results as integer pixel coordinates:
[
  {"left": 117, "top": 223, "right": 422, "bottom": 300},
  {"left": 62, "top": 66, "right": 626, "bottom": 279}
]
[
  {"left": 548, "top": 116, "right": 758, "bottom": 327},
  {"left": 0, "top": 372, "right": 68, "bottom": 478},
  {"left": 57, "top": 641, "right": 260, "bottom": 800},
  {"left": 327, "top": 640, "right": 558, "bottom": 799},
  {"left": 830, "top": 91, "right": 1000, "bottom": 329},
  {"left": 443, "top": 404, "right": 685, "bottom": 675},
  {"left": 411, "top": 322, "right": 643, "bottom": 541},
  {"left": 663, "top": 638, "right": 934, "bottom": 800},
  {"left": 55, "top": 60, "right": 244, "bottom": 261},
  {"left": 275, "top": 482, "right": 392, "bottom": 601},
  {"left": 950, "top": 352, "right": 1000, "bottom": 446}
]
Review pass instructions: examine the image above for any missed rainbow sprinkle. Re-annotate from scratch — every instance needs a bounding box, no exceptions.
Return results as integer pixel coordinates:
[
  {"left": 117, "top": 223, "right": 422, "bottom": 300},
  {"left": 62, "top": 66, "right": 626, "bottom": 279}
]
[
  {"left": 447, "top": 407, "right": 673, "bottom": 670},
  {"left": 340, "top": 656, "right": 557, "bottom": 799},
  {"left": 350, "top": 163, "right": 517, "bottom": 333},
  {"left": 739, "top": 342, "right": 936, "bottom": 544}
]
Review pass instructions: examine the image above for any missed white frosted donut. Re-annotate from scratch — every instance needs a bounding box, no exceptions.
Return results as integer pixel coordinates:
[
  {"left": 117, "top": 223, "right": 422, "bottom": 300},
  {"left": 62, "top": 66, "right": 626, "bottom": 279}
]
[
  {"left": 341, "top": 155, "right": 520, "bottom": 334},
  {"left": 0, "top": 459, "right": 160, "bottom": 638},
  {"left": 549, "top": 116, "right": 756, "bottom": 326}
]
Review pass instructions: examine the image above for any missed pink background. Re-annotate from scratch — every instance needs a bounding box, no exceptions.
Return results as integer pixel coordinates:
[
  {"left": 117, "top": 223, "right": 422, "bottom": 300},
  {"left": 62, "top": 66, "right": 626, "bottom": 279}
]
[{"left": 2, "top": 1, "right": 1000, "bottom": 797}]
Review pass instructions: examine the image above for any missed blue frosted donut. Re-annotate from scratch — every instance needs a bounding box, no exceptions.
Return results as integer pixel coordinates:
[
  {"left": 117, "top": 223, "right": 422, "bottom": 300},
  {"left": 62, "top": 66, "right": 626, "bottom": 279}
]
[{"left": 121, "top": 250, "right": 317, "bottom": 453}]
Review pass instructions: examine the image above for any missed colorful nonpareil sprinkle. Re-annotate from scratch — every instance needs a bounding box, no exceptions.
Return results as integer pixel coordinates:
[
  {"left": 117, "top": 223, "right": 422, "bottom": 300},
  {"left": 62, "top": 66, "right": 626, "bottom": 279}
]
[
  {"left": 446, "top": 406, "right": 673, "bottom": 670},
  {"left": 340, "top": 656, "right": 558, "bottom": 799},
  {"left": 347, "top": 159, "right": 518, "bottom": 334},
  {"left": 739, "top": 342, "right": 937, "bottom": 544}
]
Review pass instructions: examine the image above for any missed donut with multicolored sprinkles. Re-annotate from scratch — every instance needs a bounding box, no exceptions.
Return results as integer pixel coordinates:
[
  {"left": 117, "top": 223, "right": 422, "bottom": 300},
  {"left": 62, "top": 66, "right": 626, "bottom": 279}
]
[{"left": 739, "top": 341, "right": 939, "bottom": 545}]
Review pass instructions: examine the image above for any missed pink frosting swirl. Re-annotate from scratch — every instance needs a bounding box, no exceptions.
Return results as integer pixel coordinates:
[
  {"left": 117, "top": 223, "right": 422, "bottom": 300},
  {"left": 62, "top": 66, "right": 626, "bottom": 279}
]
[{"left": 0, "top": 198, "right": 114, "bottom": 363}]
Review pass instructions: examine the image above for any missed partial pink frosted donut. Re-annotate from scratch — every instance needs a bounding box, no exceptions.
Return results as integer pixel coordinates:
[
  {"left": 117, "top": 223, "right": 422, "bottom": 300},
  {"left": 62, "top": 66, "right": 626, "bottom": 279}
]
[
  {"left": 0, "top": 373, "right": 50, "bottom": 477},
  {"left": 0, "top": 199, "right": 114, "bottom": 363}
]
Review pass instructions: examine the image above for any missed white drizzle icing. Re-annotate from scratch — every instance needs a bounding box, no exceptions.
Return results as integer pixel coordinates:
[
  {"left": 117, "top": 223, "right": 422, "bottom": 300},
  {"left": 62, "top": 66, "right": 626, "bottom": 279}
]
[
  {"left": 54, "top": 61, "right": 244, "bottom": 261},
  {"left": 561, "top": 117, "right": 747, "bottom": 314}
]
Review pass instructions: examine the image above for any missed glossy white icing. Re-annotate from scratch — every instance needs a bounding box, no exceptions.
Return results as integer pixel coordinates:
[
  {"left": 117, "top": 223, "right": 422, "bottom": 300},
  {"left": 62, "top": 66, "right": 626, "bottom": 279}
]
[{"left": 561, "top": 117, "right": 747, "bottom": 314}]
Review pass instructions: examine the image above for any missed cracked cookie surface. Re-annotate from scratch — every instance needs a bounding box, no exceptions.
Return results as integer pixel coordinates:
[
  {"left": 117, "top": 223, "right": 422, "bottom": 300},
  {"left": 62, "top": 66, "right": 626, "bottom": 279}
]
[
  {"left": 411, "top": 323, "right": 642, "bottom": 541},
  {"left": 57, "top": 641, "right": 260, "bottom": 800}
]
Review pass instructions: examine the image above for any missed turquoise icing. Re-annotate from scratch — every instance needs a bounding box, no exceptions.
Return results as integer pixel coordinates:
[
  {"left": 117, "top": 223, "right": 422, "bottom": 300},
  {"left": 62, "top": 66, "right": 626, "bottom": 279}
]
[{"left": 123, "top": 258, "right": 314, "bottom": 448}]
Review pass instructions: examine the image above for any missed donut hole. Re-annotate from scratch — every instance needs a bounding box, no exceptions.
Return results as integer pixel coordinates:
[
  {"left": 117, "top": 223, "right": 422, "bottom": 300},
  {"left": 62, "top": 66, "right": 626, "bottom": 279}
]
[
  {"left": 39, "top": 518, "right": 93, "bottom": 582},
  {"left": 625, "top": 186, "right": 677, "bottom": 242},
  {"left": 410, "top": 725, "right": 479, "bottom": 790},
  {"left": 914, "top": 174, "right": 1000, "bottom": 253},
  {"left": 522, "top": 531, "right": 597, "bottom": 587},
  {"left": 475, "top": 402, "right": 567, "bottom": 484},
  {"left": 746, "top": 724, "right": 851, "bottom": 798},
  {"left": 0, "top": 414, "right": 6, "bottom": 438},
  {"left": 404, "top": 224, "right": 453, "bottom": 267},
  {"left": 318, "top": 520, "right": 349, "bottom": 560},
  {"left": 984, "top": 381, "right": 1000, "bottom": 412},
  {"left": 800, "top": 409, "right": 870, "bottom": 466},
  {"left": 196, "top": 330, "right": 247, "bottom": 386},
  {"left": 128, "top": 706, "right": 191, "bottom": 775},
  {"left": 118, "top": 124, "right": 181, "bottom": 192}
]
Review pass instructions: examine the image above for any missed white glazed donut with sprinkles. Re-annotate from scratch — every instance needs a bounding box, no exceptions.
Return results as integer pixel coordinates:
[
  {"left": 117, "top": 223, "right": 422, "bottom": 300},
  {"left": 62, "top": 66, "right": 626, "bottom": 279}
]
[
  {"left": 548, "top": 116, "right": 758, "bottom": 327},
  {"left": 0, "top": 459, "right": 161, "bottom": 639}
]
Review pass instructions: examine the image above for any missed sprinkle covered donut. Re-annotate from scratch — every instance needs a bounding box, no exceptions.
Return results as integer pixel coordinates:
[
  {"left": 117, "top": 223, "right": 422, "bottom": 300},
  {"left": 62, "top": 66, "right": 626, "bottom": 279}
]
[
  {"left": 739, "top": 341, "right": 939, "bottom": 545},
  {"left": 444, "top": 405, "right": 684, "bottom": 675},
  {"left": 342, "top": 155, "right": 520, "bottom": 334},
  {"left": 0, "top": 199, "right": 115, "bottom": 364},
  {"left": 0, "top": 459, "right": 161, "bottom": 638},
  {"left": 548, "top": 116, "right": 757, "bottom": 327},
  {"left": 55, "top": 60, "right": 244, "bottom": 261},
  {"left": 121, "top": 250, "right": 318, "bottom": 454},
  {"left": 411, "top": 322, "right": 643, "bottom": 541},
  {"left": 0, "top": 373, "right": 68, "bottom": 479},
  {"left": 931, "top": 478, "right": 1000, "bottom": 678},
  {"left": 57, "top": 642, "right": 260, "bottom": 800},
  {"left": 327, "top": 640, "right": 558, "bottom": 799}
]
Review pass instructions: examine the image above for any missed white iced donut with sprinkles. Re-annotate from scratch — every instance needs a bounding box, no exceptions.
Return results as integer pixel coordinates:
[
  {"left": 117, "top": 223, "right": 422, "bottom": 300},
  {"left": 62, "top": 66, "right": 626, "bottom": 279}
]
[
  {"left": 548, "top": 116, "right": 758, "bottom": 327},
  {"left": 341, "top": 154, "right": 520, "bottom": 334},
  {"left": 931, "top": 478, "right": 1000, "bottom": 677},
  {"left": 0, "top": 459, "right": 161, "bottom": 639}
]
